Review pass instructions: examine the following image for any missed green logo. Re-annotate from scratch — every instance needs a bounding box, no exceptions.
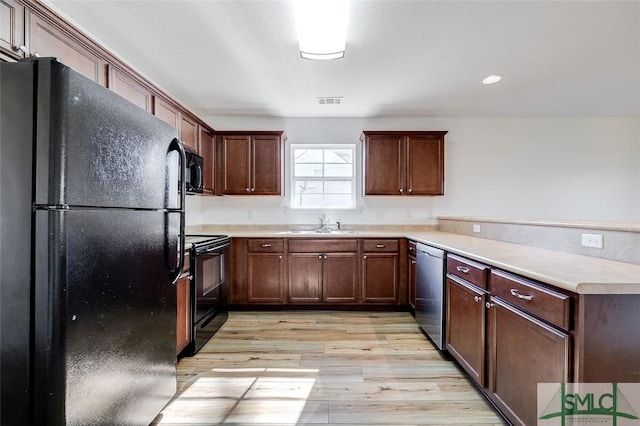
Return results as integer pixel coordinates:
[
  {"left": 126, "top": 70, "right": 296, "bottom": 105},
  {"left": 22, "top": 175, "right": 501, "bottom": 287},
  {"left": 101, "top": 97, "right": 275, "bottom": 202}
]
[{"left": 539, "top": 383, "right": 639, "bottom": 425}]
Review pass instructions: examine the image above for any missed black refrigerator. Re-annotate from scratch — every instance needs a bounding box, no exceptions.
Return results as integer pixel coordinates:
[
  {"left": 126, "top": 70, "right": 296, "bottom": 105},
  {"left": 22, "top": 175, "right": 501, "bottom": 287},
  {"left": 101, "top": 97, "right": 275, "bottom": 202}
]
[{"left": 0, "top": 58, "right": 186, "bottom": 425}]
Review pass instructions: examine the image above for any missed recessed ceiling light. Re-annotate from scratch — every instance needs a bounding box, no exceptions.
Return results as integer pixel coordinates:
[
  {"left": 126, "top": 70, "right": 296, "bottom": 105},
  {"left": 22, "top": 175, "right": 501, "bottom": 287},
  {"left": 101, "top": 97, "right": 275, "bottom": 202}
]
[{"left": 482, "top": 75, "right": 502, "bottom": 85}]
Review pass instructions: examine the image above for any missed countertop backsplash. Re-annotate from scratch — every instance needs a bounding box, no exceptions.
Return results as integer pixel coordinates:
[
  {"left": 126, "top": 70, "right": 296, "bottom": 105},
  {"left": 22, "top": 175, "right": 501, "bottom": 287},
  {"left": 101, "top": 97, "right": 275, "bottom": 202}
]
[{"left": 437, "top": 216, "right": 640, "bottom": 265}]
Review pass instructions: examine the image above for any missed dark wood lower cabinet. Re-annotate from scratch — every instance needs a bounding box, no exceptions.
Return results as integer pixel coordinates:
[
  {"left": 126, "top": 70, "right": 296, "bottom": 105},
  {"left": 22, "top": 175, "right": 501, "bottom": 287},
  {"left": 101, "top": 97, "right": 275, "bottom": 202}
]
[
  {"left": 446, "top": 277, "right": 486, "bottom": 386},
  {"left": 487, "top": 297, "right": 570, "bottom": 426},
  {"left": 248, "top": 252, "right": 285, "bottom": 303},
  {"left": 362, "top": 252, "right": 399, "bottom": 303},
  {"left": 288, "top": 252, "right": 358, "bottom": 304},
  {"left": 288, "top": 253, "right": 323, "bottom": 303},
  {"left": 323, "top": 253, "right": 358, "bottom": 303},
  {"left": 176, "top": 251, "right": 191, "bottom": 356}
]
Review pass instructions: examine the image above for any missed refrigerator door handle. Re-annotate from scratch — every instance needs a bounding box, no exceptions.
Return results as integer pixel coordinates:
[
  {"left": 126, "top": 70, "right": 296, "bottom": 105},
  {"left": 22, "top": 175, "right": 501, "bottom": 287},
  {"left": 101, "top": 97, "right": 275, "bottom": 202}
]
[{"left": 167, "top": 138, "right": 186, "bottom": 284}]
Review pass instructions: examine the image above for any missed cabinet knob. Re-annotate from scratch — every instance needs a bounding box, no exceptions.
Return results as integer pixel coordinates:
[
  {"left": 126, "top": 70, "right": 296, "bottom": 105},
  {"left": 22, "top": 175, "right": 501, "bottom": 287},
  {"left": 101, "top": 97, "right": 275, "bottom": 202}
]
[
  {"left": 363, "top": 255, "right": 367, "bottom": 260},
  {"left": 485, "top": 301, "right": 495, "bottom": 309},
  {"left": 411, "top": 260, "right": 416, "bottom": 264},
  {"left": 318, "top": 255, "right": 322, "bottom": 259},
  {"left": 246, "top": 187, "right": 250, "bottom": 192},
  {"left": 399, "top": 188, "right": 404, "bottom": 193},
  {"left": 251, "top": 188, "right": 255, "bottom": 192},
  {"left": 324, "top": 254, "right": 327, "bottom": 259},
  {"left": 474, "top": 295, "right": 482, "bottom": 303},
  {"left": 13, "top": 45, "right": 28, "bottom": 54},
  {"left": 408, "top": 188, "right": 412, "bottom": 194},
  {"left": 279, "top": 255, "right": 282, "bottom": 259}
]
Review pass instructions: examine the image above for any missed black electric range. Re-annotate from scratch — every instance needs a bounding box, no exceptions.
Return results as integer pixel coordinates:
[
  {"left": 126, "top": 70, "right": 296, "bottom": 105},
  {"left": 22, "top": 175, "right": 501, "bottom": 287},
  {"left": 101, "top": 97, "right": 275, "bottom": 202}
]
[{"left": 182, "top": 234, "right": 231, "bottom": 356}]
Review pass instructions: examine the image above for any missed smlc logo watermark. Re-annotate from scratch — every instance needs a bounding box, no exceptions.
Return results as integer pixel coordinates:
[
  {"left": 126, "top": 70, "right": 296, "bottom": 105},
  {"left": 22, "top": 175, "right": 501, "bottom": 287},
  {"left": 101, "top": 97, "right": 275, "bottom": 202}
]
[{"left": 538, "top": 383, "right": 640, "bottom": 425}]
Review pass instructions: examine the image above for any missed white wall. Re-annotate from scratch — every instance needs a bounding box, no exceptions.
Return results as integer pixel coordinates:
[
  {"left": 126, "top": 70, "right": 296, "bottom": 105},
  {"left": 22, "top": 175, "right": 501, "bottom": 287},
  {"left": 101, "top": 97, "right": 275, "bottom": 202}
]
[{"left": 185, "top": 116, "right": 640, "bottom": 226}]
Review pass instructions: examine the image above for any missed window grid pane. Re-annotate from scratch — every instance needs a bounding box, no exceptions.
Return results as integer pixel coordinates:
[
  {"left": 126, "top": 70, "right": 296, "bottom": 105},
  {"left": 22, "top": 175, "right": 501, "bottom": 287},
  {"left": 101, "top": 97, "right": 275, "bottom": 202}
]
[{"left": 291, "top": 145, "right": 355, "bottom": 209}]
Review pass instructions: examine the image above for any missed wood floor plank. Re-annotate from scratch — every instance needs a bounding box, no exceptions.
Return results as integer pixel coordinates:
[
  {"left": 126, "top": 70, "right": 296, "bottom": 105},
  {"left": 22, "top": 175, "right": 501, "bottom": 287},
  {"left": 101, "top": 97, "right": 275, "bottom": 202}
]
[{"left": 154, "top": 311, "right": 505, "bottom": 425}]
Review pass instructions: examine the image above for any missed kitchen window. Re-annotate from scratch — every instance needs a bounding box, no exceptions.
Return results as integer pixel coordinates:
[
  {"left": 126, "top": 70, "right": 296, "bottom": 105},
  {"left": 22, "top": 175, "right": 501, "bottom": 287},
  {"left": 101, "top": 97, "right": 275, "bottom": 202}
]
[{"left": 290, "top": 144, "right": 356, "bottom": 209}]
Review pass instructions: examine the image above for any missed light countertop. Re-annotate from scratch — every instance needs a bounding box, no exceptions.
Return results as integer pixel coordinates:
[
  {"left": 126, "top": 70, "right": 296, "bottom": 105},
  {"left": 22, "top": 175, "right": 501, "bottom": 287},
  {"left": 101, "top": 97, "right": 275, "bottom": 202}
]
[{"left": 191, "top": 228, "right": 640, "bottom": 295}]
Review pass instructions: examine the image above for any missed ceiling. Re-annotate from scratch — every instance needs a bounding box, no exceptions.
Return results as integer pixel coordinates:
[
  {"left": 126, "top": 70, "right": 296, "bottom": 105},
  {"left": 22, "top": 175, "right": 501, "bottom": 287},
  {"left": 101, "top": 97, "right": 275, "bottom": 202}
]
[{"left": 48, "top": 0, "right": 640, "bottom": 119}]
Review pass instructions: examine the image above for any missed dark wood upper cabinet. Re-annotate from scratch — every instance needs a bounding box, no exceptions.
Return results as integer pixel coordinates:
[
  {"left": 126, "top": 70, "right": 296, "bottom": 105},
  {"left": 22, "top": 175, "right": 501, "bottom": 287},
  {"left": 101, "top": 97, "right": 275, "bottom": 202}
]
[
  {"left": 154, "top": 96, "right": 181, "bottom": 131},
  {"left": 198, "top": 127, "right": 215, "bottom": 193},
  {"left": 107, "top": 64, "right": 153, "bottom": 113},
  {"left": 26, "top": 10, "right": 106, "bottom": 85},
  {"left": 0, "top": 0, "right": 26, "bottom": 61},
  {"left": 180, "top": 114, "right": 198, "bottom": 153},
  {"left": 218, "top": 131, "right": 285, "bottom": 195},
  {"left": 361, "top": 131, "right": 446, "bottom": 196}
]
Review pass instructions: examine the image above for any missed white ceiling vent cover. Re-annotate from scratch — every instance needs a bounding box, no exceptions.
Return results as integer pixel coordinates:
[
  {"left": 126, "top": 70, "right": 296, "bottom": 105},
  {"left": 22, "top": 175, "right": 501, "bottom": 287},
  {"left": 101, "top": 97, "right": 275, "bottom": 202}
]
[{"left": 318, "top": 97, "right": 343, "bottom": 105}]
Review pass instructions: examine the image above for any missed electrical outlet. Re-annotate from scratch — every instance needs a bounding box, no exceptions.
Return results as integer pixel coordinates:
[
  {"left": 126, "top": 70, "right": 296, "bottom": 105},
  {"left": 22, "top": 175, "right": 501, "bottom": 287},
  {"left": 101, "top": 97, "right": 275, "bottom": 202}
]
[
  {"left": 581, "top": 233, "right": 604, "bottom": 249},
  {"left": 376, "top": 211, "right": 384, "bottom": 219},
  {"left": 472, "top": 224, "right": 481, "bottom": 233}
]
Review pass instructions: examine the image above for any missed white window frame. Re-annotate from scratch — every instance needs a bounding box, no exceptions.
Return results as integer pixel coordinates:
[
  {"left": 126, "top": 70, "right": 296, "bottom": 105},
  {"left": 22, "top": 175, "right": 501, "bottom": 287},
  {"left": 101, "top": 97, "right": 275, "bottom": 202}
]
[{"left": 289, "top": 144, "right": 357, "bottom": 210}]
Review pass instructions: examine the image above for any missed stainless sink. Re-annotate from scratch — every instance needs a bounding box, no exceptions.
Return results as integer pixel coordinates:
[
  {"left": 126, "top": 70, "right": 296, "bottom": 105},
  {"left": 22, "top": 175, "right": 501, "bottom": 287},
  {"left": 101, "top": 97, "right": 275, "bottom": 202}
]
[{"left": 276, "top": 229, "right": 358, "bottom": 235}]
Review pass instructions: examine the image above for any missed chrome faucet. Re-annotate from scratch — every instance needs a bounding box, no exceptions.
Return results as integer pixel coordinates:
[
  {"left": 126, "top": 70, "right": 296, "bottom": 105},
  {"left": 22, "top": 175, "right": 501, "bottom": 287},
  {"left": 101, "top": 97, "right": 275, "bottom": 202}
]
[{"left": 318, "top": 216, "right": 325, "bottom": 229}]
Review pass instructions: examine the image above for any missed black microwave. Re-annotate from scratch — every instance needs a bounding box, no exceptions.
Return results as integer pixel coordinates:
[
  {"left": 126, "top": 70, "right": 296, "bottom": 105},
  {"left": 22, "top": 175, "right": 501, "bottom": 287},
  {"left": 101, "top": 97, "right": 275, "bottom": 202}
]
[{"left": 185, "top": 150, "right": 204, "bottom": 194}]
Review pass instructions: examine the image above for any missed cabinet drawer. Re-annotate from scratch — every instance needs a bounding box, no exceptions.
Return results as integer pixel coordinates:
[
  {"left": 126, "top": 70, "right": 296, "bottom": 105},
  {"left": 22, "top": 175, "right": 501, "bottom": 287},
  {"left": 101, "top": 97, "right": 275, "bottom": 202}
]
[
  {"left": 362, "top": 239, "right": 399, "bottom": 252},
  {"left": 489, "top": 270, "right": 571, "bottom": 330},
  {"left": 288, "top": 239, "right": 358, "bottom": 253},
  {"left": 248, "top": 239, "right": 284, "bottom": 253},
  {"left": 447, "top": 254, "right": 488, "bottom": 290}
]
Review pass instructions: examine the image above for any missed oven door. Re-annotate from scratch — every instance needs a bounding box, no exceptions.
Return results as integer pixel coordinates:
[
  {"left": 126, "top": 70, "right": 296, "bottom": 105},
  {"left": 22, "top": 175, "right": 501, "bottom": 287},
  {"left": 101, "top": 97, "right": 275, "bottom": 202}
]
[{"left": 193, "top": 242, "right": 229, "bottom": 325}]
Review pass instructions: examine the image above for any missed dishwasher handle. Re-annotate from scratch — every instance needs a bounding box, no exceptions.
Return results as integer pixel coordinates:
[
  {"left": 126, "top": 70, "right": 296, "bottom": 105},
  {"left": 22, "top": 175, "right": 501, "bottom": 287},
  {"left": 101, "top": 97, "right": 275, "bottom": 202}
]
[{"left": 416, "top": 243, "right": 444, "bottom": 259}]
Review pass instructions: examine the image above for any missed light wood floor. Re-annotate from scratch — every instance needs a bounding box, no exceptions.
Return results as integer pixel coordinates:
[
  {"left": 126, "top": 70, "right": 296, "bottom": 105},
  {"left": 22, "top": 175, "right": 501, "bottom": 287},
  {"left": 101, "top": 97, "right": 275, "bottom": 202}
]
[{"left": 152, "top": 311, "right": 505, "bottom": 425}]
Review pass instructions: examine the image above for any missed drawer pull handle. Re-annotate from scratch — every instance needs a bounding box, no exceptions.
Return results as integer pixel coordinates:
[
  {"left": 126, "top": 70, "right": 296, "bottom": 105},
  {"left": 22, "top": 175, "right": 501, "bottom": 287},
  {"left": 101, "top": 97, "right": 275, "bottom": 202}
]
[
  {"left": 456, "top": 266, "right": 470, "bottom": 274},
  {"left": 485, "top": 301, "right": 495, "bottom": 309},
  {"left": 376, "top": 244, "right": 386, "bottom": 248},
  {"left": 510, "top": 288, "right": 534, "bottom": 301},
  {"left": 474, "top": 295, "right": 482, "bottom": 303},
  {"left": 260, "top": 243, "right": 272, "bottom": 248}
]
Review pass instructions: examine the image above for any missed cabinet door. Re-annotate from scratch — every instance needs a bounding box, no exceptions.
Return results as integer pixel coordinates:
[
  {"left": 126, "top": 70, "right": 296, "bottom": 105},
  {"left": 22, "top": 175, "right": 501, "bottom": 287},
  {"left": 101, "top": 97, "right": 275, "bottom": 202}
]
[
  {"left": 107, "top": 64, "right": 152, "bottom": 112},
  {"left": 27, "top": 11, "right": 106, "bottom": 85},
  {"left": 406, "top": 134, "right": 444, "bottom": 195},
  {"left": 154, "top": 96, "right": 181, "bottom": 130},
  {"left": 446, "top": 277, "right": 486, "bottom": 386},
  {"left": 362, "top": 253, "right": 399, "bottom": 303},
  {"left": 363, "top": 134, "right": 404, "bottom": 195},
  {"left": 251, "top": 134, "right": 281, "bottom": 195},
  {"left": 180, "top": 114, "right": 199, "bottom": 153},
  {"left": 408, "top": 255, "right": 416, "bottom": 309},
  {"left": 487, "top": 297, "right": 570, "bottom": 426},
  {"left": 323, "top": 252, "right": 358, "bottom": 303},
  {"left": 248, "top": 253, "right": 285, "bottom": 303},
  {"left": 0, "top": 0, "right": 25, "bottom": 60},
  {"left": 220, "top": 135, "right": 252, "bottom": 194},
  {"left": 176, "top": 274, "right": 191, "bottom": 355},
  {"left": 199, "top": 128, "right": 215, "bottom": 193},
  {"left": 288, "top": 253, "right": 322, "bottom": 303}
]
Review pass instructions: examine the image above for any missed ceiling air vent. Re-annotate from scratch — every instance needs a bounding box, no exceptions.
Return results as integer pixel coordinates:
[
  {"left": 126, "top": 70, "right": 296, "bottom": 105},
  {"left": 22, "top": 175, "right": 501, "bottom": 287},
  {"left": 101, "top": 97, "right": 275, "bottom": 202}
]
[{"left": 317, "top": 97, "right": 343, "bottom": 105}]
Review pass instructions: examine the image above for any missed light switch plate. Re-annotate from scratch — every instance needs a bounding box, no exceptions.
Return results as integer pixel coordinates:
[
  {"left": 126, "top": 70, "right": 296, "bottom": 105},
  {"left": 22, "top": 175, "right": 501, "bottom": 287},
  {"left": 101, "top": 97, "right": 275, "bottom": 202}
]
[{"left": 472, "top": 224, "right": 481, "bottom": 233}]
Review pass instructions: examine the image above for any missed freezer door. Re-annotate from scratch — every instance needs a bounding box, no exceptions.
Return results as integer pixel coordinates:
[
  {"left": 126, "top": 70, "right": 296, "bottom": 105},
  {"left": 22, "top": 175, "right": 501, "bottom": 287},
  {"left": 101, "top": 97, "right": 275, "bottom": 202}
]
[
  {"left": 33, "top": 59, "right": 179, "bottom": 209},
  {"left": 33, "top": 208, "right": 177, "bottom": 425}
]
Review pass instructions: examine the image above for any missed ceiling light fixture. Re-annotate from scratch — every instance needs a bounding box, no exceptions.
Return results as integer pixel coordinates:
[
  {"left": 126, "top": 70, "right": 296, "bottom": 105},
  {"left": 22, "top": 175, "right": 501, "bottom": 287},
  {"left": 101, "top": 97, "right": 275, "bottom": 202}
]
[
  {"left": 482, "top": 75, "right": 502, "bottom": 85},
  {"left": 293, "top": 0, "right": 350, "bottom": 60}
]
